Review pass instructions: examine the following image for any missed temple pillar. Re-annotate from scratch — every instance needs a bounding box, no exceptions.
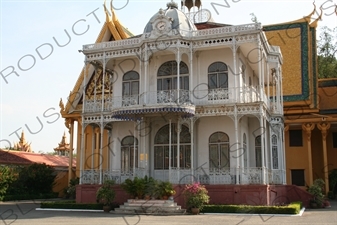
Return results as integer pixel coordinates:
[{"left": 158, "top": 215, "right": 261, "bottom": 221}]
[
  {"left": 317, "top": 122, "right": 331, "bottom": 194},
  {"left": 302, "top": 123, "right": 315, "bottom": 186}
]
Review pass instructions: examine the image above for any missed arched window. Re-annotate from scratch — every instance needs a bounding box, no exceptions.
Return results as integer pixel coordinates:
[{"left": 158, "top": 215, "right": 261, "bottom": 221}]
[
  {"left": 208, "top": 62, "right": 228, "bottom": 100},
  {"left": 157, "top": 61, "right": 189, "bottom": 91},
  {"left": 122, "top": 71, "right": 139, "bottom": 106},
  {"left": 154, "top": 124, "right": 191, "bottom": 169},
  {"left": 272, "top": 135, "right": 278, "bottom": 169},
  {"left": 208, "top": 62, "right": 228, "bottom": 89},
  {"left": 209, "top": 132, "right": 230, "bottom": 170},
  {"left": 255, "top": 136, "right": 262, "bottom": 167},
  {"left": 243, "top": 133, "right": 247, "bottom": 168},
  {"left": 121, "top": 136, "right": 138, "bottom": 172}
]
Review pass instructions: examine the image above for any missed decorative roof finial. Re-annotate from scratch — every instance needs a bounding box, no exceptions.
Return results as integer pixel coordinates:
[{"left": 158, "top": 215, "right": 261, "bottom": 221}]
[{"left": 167, "top": 0, "right": 178, "bottom": 9}]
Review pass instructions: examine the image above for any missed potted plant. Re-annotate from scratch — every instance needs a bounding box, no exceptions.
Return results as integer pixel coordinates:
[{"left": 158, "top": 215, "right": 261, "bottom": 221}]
[
  {"left": 121, "top": 178, "right": 136, "bottom": 199},
  {"left": 158, "top": 181, "right": 175, "bottom": 200},
  {"left": 121, "top": 177, "right": 146, "bottom": 199},
  {"left": 96, "top": 179, "right": 116, "bottom": 212},
  {"left": 144, "top": 176, "right": 158, "bottom": 199},
  {"left": 183, "top": 182, "right": 210, "bottom": 214},
  {"left": 307, "top": 179, "right": 325, "bottom": 208}
]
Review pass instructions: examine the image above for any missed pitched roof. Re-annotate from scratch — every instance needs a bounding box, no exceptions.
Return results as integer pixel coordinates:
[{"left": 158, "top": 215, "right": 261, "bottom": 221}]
[
  {"left": 0, "top": 149, "right": 76, "bottom": 168},
  {"left": 62, "top": 4, "right": 131, "bottom": 117}
]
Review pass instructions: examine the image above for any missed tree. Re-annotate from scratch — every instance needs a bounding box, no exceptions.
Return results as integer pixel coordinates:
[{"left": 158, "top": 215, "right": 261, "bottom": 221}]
[{"left": 317, "top": 26, "right": 337, "bottom": 78}]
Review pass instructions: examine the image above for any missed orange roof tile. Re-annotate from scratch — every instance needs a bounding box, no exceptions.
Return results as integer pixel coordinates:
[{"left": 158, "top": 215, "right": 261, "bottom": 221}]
[{"left": 0, "top": 149, "right": 76, "bottom": 168}]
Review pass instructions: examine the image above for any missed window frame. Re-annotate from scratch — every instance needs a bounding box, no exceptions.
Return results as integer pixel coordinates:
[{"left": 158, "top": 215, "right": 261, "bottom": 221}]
[
  {"left": 289, "top": 130, "right": 303, "bottom": 147},
  {"left": 291, "top": 169, "right": 305, "bottom": 186}
]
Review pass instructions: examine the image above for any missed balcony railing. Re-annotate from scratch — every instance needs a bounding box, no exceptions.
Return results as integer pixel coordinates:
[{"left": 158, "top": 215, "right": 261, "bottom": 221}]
[
  {"left": 83, "top": 87, "right": 276, "bottom": 113},
  {"left": 81, "top": 168, "right": 284, "bottom": 185}
]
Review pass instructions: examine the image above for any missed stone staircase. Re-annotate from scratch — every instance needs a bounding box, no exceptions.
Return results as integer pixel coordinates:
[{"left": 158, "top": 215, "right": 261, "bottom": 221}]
[{"left": 113, "top": 199, "right": 186, "bottom": 215}]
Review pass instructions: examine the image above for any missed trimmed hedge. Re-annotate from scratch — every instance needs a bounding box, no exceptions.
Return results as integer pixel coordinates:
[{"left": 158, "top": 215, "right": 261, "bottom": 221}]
[
  {"left": 201, "top": 202, "right": 302, "bottom": 214},
  {"left": 40, "top": 201, "right": 120, "bottom": 210},
  {"left": 3, "top": 192, "right": 58, "bottom": 201}
]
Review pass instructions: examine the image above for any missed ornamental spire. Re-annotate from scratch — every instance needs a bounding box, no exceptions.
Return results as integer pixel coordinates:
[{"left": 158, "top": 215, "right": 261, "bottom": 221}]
[{"left": 167, "top": 0, "right": 178, "bottom": 9}]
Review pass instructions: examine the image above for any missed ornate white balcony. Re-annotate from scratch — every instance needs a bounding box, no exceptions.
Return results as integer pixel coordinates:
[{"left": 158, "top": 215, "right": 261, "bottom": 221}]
[{"left": 83, "top": 87, "right": 272, "bottom": 115}]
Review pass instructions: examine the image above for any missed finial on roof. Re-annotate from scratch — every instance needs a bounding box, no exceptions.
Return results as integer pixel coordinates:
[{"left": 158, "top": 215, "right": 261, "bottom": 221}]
[
  {"left": 167, "top": 0, "right": 178, "bottom": 9},
  {"left": 310, "top": 4, "right": 323, "bottom": 28},
  {"left": 110, "top": 0, "right": 117, "bottom": 22},
  {"left": 20, "top": 130, "right": 25, "bottom": 142},
  {"left": 104, "top": 0, "right": 111, "bottom": 22},
  {"left": 303, "top": 1, "right": 316, "bottom": 23}
]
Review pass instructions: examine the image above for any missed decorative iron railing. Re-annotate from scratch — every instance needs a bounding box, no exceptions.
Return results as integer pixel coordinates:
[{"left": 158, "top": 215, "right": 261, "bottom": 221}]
[{"left": 81, "top": 167, "right": 284, "bottom": 185}]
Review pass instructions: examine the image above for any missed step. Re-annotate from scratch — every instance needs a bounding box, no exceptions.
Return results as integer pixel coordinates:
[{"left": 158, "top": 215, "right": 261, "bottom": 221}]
[
  {"left": 119, "top": 205, "right": 181, "bottom": 210},
  {"left": 113, "top": 208, "right": 186, "bottom": 215},
  {"left": 126, "top": 199, "right": 172, "bottom": 204},
  {"left": 123, "top": 202, "right": 177, "bottom": 207}
]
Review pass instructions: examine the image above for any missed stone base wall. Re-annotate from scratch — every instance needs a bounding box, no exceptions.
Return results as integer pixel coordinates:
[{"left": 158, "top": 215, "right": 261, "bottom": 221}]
[{"left": 76, "top": 184, "right": 312, "bottom": 207}]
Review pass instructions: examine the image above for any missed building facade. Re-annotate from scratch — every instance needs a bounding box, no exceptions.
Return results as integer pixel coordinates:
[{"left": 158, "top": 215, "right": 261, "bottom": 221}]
[
  {"left": 60, "top": 1, "right": 285, "bottom": 189},
  {"left": 60, "top": 1, "right": 337, "bottom": 204}
]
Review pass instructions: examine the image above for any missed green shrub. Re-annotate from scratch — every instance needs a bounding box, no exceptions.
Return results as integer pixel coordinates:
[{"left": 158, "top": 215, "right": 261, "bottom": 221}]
[
  {"left": 96, "top": 180, "right": 116, "bottom": 206},
  {"left": 201, "top": 202, "right": 302, "bottom": 214},
  {"left": 307, "top": 179, "right": 325, "bottom": 206},
  {"left": 64, "top": 177, "right": 79, "bottom": 199},
  {"left": 8, "top": 163, "right": 56, "bottom": 195},
  {"left": 0, "top": 166, "right": 18, "bottom": 200}
]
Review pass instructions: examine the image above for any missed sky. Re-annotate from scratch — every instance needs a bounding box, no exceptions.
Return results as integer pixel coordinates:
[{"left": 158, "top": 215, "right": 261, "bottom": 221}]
[{"left": 0, "top": 0, "right": 336, "bottom": 153}]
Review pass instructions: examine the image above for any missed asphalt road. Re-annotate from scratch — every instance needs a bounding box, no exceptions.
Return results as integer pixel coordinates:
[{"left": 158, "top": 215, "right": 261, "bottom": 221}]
[{"left": 0, "top": 200, "right": 336, "bottom": 225}]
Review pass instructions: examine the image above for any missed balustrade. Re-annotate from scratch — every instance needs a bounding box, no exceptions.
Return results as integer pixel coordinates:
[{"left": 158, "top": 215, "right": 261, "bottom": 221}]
[
  {"left": 81, "top": 167, "right": 284, "bottom": 185},
  {"left": 84, "top": 87, "right": 275, "bottom": 113}
]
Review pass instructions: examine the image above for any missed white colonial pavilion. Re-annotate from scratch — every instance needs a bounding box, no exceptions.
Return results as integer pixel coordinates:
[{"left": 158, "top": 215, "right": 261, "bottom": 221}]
[{"left": 73, "top": 1, "right": 285, "bottom": 186}]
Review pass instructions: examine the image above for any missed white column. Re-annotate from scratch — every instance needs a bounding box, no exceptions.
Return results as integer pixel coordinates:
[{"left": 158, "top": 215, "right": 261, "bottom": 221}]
[
  {"left": 177, "top": 117, "right": 181, "bottom": 182},
  {"left": 80, "top": 61, "right": 88, "bottom": 185},
  {"left": 133, "top": 121, "right": 136, "bottom": 177},
  {"left": 234, "top": 108, "right": 240, "bottom": 184},
  {"left": 176, "top": 50, "right": 181, "bottom": 104},
  {"left": 144, "top": 46, "right": 148, "bottom": 104},
  {"left": 169, "top": 119, "right": 172, "bottom": 182},
  {"left": 91, "top": 126, "right": 95, "bottom": 168},
  {"left": 99, "top": 125, "right": 104, "bottom": 184},
  {"left": 260, "top": 112, "right": 265, "bottom": 184},
  {"left": 232, "top": 43, "right": 237, "bottom": 101},
  {"left": 190, "top": 118, "right": 194, "bottom": 182},
  {"left": 189, "top": 46, "right": 193, "bottom": 96},
  {"left": 266, "top": 62, "right": 270, "bottom": 109},
  {"left": 80, "top": 121, "right": 85, "bottom": 184}
]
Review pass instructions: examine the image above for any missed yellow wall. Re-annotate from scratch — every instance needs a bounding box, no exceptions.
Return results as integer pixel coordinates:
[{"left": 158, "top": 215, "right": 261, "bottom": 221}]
[
  {"left": 285, "top": 129, "right": 309, "bottom": 186},
  {"left": 265, "top": 27, "right": 302, "bottom": 96}
]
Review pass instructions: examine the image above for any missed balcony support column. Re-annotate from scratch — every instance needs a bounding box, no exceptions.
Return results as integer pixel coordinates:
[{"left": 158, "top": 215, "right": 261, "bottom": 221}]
[
  {"left": 169, "top": 119, "right": 172, "bottom": 182},
  {"left": 234, "top": 106, "right": 240, "bottom": 185},
  {"left": 144, "top": 46, "right": 149, "bottom": 104},
  {"left": 260, "top": 108, "right": 265, "bottom": 184},
  {"left": 177, "top": 116, "right": 181, "bottom": 182},
  {"left": 231, "top": 41, "right": 238, "bottom": 101},
  {"left": 80, "top": 60, "right": 88, "bottom": 185},
  {"left": 176, "top": 49, "right": 181, "bottom": 104}
]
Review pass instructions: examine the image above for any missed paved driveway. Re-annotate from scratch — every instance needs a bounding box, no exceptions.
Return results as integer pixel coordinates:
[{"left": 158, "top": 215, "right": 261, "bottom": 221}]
[{"left": 1, "top": 200, "right": 336, "bottom": 225}]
